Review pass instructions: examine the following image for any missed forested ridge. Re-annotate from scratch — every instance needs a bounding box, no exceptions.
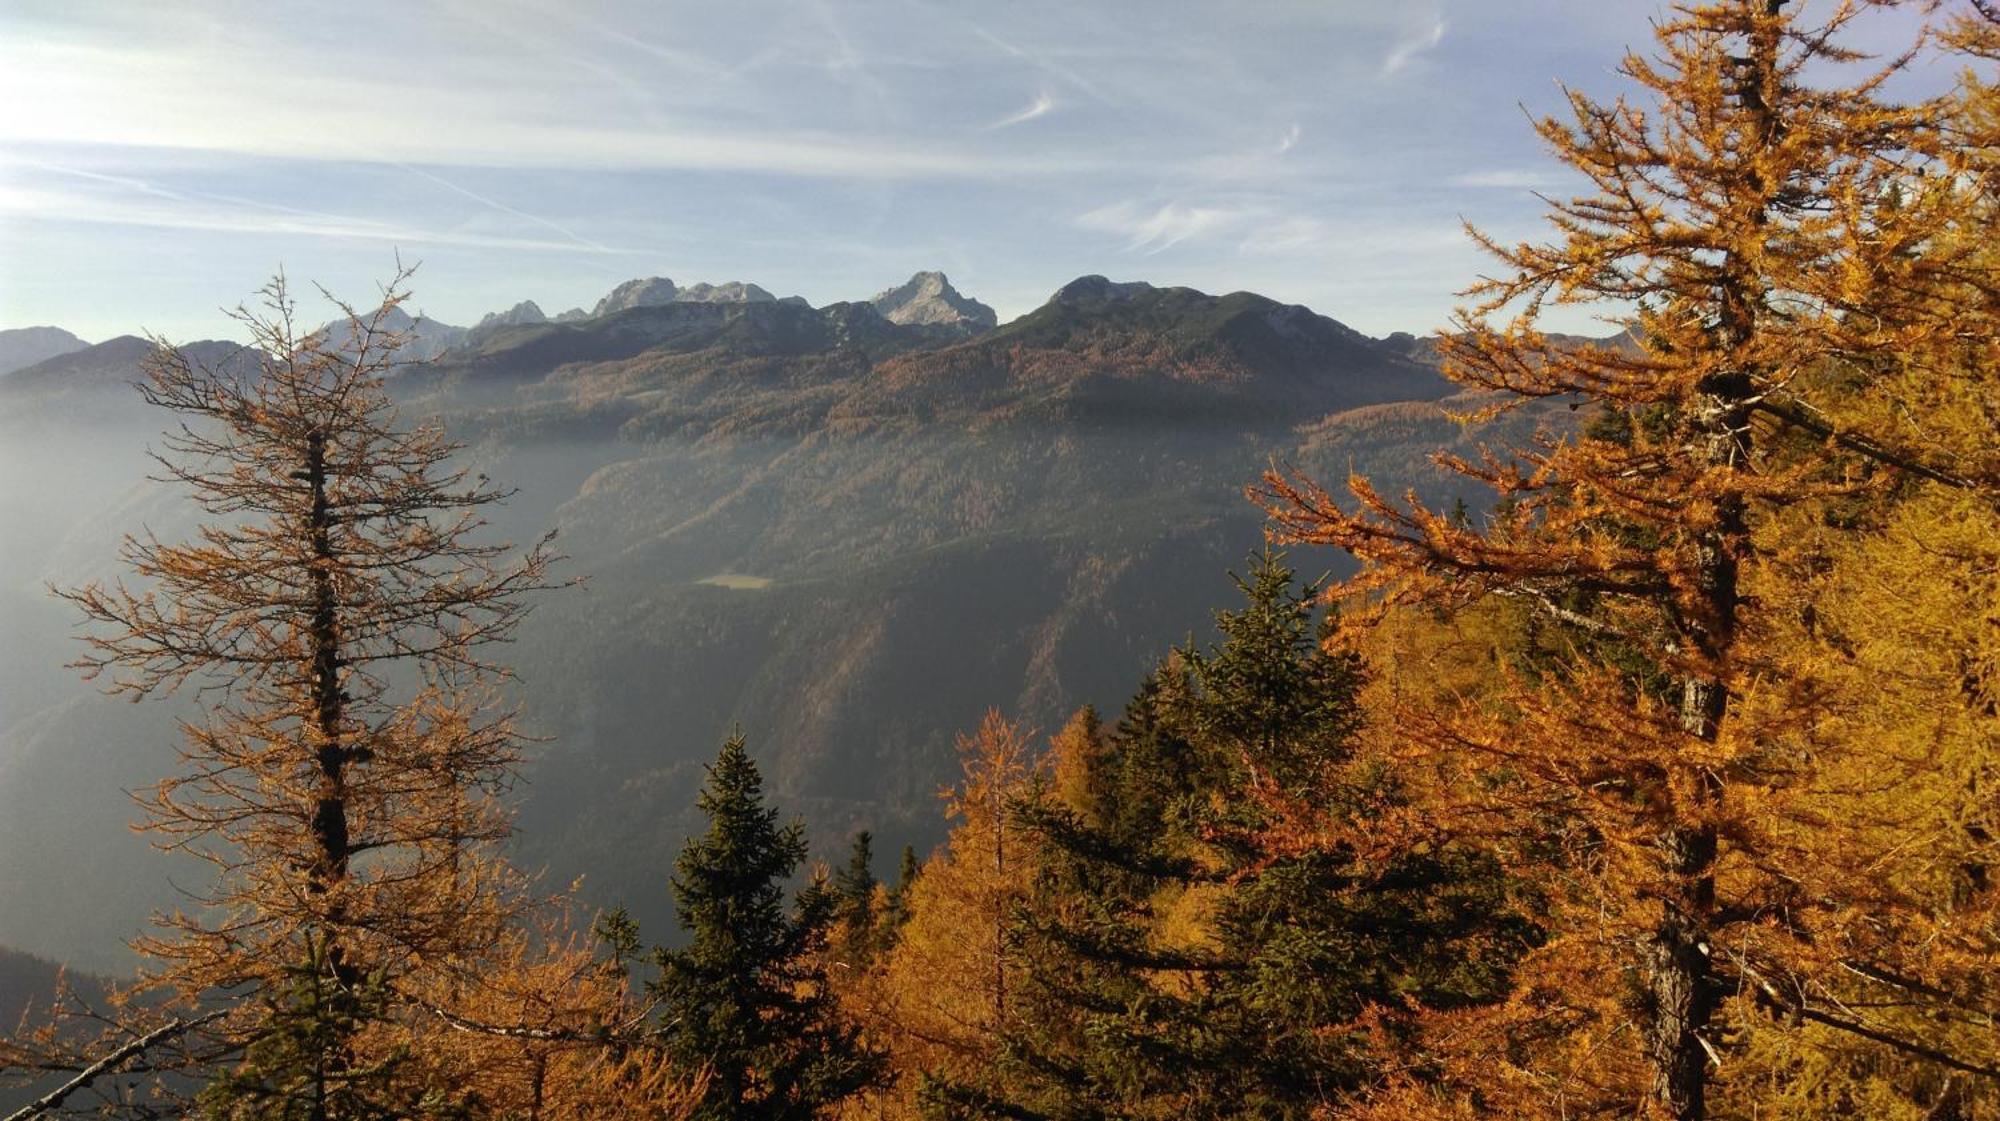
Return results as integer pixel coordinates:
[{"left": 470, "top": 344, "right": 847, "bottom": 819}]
[{"left": 6, "top": 1, "right": 2000, "bottom": 1118}]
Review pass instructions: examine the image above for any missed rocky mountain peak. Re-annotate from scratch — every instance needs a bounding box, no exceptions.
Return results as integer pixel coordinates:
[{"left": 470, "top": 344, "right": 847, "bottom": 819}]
[
  {"left": 868, "top": 271, "right": 997, "bottom": 331},
  {"left": 474, "top": 300, "right": 548, "bottom": 331},
  {"left": 592, "top": 277, "right": 791, "bottom": 319},
  {"left": 676, "top": 281, "right": 777, "bottom": 304},
  {"left": 593, "top": 277, "right": 681, "bottom": 318}
]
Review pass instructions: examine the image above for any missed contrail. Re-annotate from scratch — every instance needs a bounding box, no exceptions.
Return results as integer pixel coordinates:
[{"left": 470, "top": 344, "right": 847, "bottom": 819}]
[{"left": 392, "top": 162, "right": 617, "bottom": 254}]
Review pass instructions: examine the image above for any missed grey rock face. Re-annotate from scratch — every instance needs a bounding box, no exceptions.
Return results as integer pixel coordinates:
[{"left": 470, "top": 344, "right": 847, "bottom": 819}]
[
  {"left": 593, "top": 277, "right": 682, "bottom": 317},
  {"left": 473, "top": 300, "right": 548, "bottom": 331},
  {"left": 463, "top": 301, "right": 552, "bottom": 349},
  {"left": 675, "top": 281, "right": 776, "bottom": 304},
  {"left": 868, "top": 271, "right": 997, "bottom": 332},
  {"left": 592, "top": 277, "right": 789, "bottom": 318}
]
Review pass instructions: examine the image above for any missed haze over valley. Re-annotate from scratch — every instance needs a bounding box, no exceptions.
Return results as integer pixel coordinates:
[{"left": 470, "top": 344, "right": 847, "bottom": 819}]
[{"left": 0, "top": 267, "right": 1537, "bottom": 968}]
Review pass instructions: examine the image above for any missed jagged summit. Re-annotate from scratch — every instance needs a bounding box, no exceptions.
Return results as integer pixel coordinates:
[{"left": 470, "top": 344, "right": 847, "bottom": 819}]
[
  {"left": 592, "top": 277, "right": 784, "bottom": 318},
  {"left": 474, "top": 300, "right": 548, "bottom": 331},
  {"left": 465, "top": 301, "right": 550, "bottom": 347},
  {"left": 677, "top": 281, "right": 777, "bottom": 304},
  {"left": 868, "top": 271, "right": 997, "bottom": 333},
  {"left": 593, "top": 277, "right": 681, "bottom": 317}
]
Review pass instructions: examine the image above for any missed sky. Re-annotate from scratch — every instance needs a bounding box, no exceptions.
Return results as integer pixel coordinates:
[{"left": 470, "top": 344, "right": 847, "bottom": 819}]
[{"left": 0, "top": 0, "right": 1942, "bottom": 343}]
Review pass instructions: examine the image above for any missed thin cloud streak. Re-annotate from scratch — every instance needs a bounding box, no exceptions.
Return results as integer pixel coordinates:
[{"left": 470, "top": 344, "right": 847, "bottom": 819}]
[
  {"left": 0, "top": 182, "right": 633, "bottom": 254},
  {"left": 392, "top": 163, "right": 615, "bottom": 253},
  {"left": 0, "top": 40, "right": 1105, "bottom": 179},
  {"left": 1077, "top": 201, "right": 1244, "bottom": 254},
  {"left": 1382, "top": 14, "right": 1447, "bottom": 76},
  {"left": 1076, "top": 196, "right": 1469, "bottom": 262},
  {"left": 987, "top": 90, "right": 1057, "bottom": 130},
  {"left": 1451, "top": 168, "right": 1560, "bottom": 189}
]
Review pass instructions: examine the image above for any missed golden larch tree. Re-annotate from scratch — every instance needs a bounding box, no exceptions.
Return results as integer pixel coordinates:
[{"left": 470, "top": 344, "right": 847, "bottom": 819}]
[
  {"left": 57, "top": 269, "right": 562, "bottom": 1117},
  {"left": 1258, "top": 2, "right": 1995, "bottom": 1117},
  {"left": 839, "top": 710, "right": 1048, "bottom": 1120}
]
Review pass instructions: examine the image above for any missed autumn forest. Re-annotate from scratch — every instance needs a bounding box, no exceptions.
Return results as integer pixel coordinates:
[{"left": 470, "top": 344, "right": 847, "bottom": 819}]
[{"left": 5, "top": 1, "right": 2000, "bottom": 1119}]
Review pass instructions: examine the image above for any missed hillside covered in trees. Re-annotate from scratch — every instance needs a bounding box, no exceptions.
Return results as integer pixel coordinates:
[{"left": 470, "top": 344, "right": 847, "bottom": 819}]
[
  {"left": 4, "top": 1, "right": 2000, "bottom": 1119},
  {"left": 0, "top": 269, "right": 1530, "bottom": 971}
]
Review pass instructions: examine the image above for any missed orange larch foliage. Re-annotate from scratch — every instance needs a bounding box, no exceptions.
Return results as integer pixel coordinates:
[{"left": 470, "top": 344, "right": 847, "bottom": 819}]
[{"left": 1257, "top": 3, "right": 1997, "bottom": 1118}]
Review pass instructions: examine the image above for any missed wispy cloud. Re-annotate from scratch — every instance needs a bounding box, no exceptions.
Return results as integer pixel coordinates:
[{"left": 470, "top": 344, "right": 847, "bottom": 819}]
[
  {"left": 0, "top": 0, "right": 1666, "bottom": 341},
  {"left": 958, "top": 18, "right": 1120, "bottom": 107},
  {"left": 0, "top": 40, "right": 1102, "bottom": 180},
  {"left": 1078, "top": 196, "right": 1468, "bottom": 262},
  {"left": 988, "top": 90, "right": 1057, "bottom": 130},
  {"left": 0, "top": 179, "right": 630, "bottom": 254},
  {"left": 1450, "top": 168, "right": 1558, "bottom": 189},
  {"left": 1382, "top": 13, "right": 1447, "bottom": 76},
  {"left": 1076, "top": 201, "right": 1245, "bottom": 253}
]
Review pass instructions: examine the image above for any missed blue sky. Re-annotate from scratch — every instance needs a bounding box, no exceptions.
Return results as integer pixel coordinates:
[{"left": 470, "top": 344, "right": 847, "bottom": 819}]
[{"left": 0, "top": 1, "right": 1937, "bottom": 342}]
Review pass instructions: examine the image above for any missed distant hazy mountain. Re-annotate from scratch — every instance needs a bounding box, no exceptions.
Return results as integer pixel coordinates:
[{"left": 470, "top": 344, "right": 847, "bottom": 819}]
[
  {"left": 1, "top": 335, "right": 254, "bottom": 407},
  {"left": 330, "top": 271, "right": 999, "bottom": 363},
  {"left": 316, "top": 304, "right": 468, "bottom": 362},
  {"left": 868, "top": 271, "right": 997, "bottom": 335},
  {"left": 465, "top": 300, "right": 550, "bottom": 347},
  {"left": 477, "top": 299, "right": 549, "bottom": 330},
  {"left": 0, "top": 326, "right": 89, "bottom": 377},
  {"left": 0, "top": 273, "right": 1571, "bottom": 969}
]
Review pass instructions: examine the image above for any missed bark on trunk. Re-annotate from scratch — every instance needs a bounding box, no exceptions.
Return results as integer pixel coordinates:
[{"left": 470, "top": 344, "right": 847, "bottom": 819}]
[
  {"left": 1642, "top": 8, "right": 1783, "bottom": 1115},
  {"left": 307, "top": 427, "right": 351, "bottom": 900},
  {"left": 303, "top": 426, "right": 356, "bottom": 1121}
]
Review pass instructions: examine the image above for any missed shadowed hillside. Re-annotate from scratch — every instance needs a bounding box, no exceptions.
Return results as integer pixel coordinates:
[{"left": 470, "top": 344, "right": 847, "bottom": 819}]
[{"left": 0, "top": 276, "right": 1569, "bottom": 967}]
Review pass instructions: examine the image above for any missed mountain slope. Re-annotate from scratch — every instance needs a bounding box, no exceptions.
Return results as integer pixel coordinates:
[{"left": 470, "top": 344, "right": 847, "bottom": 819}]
[{"left": 0, "top": 277, "right": 1562, "bottom": 968}]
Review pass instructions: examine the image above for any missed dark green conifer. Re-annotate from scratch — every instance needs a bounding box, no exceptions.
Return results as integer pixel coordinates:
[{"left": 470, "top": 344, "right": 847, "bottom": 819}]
[
  {"left": 881, "top": 845, "right": 922, "bottom": 940},
  {"left": 833, "top": 830, "right": 880, "bottom": 966},
  {"left": 985, "top": 552, "right": 1537, "bottom": 1120},
  {"left": 651, "top": 732, "right": 885, "bottom": 1121}
]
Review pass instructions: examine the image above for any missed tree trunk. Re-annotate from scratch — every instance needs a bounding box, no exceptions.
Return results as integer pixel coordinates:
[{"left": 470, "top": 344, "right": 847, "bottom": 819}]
[
  {"left": 306, "top": 427, "right": 351, "bottom": 901},
  {"left": 1642, "top": 8, "right": 1783, "bottom": 1115},
  {"left": 303, "top": 426, "right": 355, "bottom": 1121}
]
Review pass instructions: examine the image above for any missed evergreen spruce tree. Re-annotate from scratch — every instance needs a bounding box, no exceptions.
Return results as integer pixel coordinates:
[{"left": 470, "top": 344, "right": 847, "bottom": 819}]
[
  {"left": 883, "top": 846, "right": 921, "bottom": 938},
  {"left": 833, "top": 831, "right": 881, "bottom": 968},
  {"left": 979, "top": 553, "right": 1535, "bottom": 1120},
  {"left": 651, "top": 732, "right": 885, "bottom": 1121}
]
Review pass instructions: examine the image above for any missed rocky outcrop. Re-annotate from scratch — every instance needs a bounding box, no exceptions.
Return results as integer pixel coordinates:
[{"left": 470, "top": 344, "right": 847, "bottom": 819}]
[
  {"left": 868, "top": 271, "right": 997, "bottom": 335},
  {"left": 592, "top": 277, "right": 786, "bottom": 318}
]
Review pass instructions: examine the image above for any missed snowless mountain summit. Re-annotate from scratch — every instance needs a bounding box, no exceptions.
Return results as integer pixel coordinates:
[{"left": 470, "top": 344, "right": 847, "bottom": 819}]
[
  {"left": 591, "top": 277, "right": 785, "bottom": 317},
  {"left": 868, "top": 271, "right": 998, "bottom": 331}
]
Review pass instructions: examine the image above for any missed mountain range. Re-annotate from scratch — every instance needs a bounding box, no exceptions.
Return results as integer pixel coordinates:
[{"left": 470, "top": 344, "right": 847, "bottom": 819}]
[{"left": 0, "top": 269, "right": 1571, "bottom": 970}]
